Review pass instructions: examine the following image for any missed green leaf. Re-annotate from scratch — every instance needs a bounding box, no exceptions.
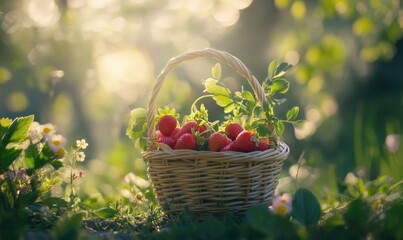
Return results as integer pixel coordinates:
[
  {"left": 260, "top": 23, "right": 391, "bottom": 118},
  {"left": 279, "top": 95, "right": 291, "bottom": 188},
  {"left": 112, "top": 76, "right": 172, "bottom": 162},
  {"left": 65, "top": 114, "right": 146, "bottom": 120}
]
[
  {"left": 136, "top": 136, "right": 148, "bottom": 151},
  {"left": 211, "top": 63, "right": 222, "bottom": 80},
  {"left": 131, "top": 108, "right": 147, "bottom": 119},
  {"left": 343, "top": 199, "right": 371, "bottom": 235},
  {"left": 268, "top": 60, "right": 280, "bottom": 79},
  {"left": 246, "top": 205, "right": 272, "bottom": 235},
  {"left": 0, "top": 116, "right": 34, "bottom": 171},
  {"left": 1, "top": 115, "right": 34, "bottom": 145},
  {"left": 127, "top": 108, "right": 148, "bottom": 151},
  {"left": 24, "top": 144, "right": 58, "bottom": 174},
  {"left": 270, "top": 78, "right": 290, "bottom": 94},
  {"left": 50, "top": 159, "right": 64, "bottom": 170},
  {"left": 253, "top": 105, "right": 263, "bottom": 117},
  {"left": 0, "top": 148, "right": 22, "bottom": 172},
  {"left": 292, "top": 120, "right": 305, "bottom": 128},
  {"left": 292, "top": 188, "right": 321, "bottom": 226},
  {"left": 273, "top": 62, "right": 292, "bottom": 79},
  {"left": 213, "top": 95, "right": 234, "bottom": 108},
  {"left": 0, "top": 118, "right": 12, "bottom": 138},
  {"left": 274, "top": 121, "right": 285, "bottom": 136},
  {"left": 272, "top": 98, "right": 287, "bottom": 105},
  {"left": 130, "top": 122, "right": 147, "bottom": 139},
  {"left": 286, "top": 107, "right": 299, "bottom": 120},
  {"left": 255, "top": 123, "right": 271, "bottom": 137},
  {"left": 241, "top": 91, "right": 255, "bottom": 102},
  {"left": 204, "top": 78, "right": 230, "bottom": 96},
  {"left": 94, "top": 207, "right": 119, "bottom": 219},
  {"left": 223, "top": 103, "right": 236, "bottom": 113}
]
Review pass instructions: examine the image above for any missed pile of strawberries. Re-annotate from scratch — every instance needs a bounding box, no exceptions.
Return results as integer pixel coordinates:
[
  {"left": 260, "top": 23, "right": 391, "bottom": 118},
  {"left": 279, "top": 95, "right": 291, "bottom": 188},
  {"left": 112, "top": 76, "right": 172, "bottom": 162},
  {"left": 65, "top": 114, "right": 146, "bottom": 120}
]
[{"left": 156, "top": 115, "right": 269, "bottom": 152}]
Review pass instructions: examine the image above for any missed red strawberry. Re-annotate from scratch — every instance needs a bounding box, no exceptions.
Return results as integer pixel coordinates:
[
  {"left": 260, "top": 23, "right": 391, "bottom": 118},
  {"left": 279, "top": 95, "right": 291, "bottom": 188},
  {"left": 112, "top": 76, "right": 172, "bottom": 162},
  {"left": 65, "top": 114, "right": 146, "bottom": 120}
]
[
  {"left": 220, "top": 142, "right": 233, "bottom": 151},
  {"left": 174, "top": 121, "right": 198, "bottom": 139},
  {"left": 156, "top": 130, "right": 164, "bottom": 141},
  {"left": 231, "top": 130, "right": 256, "bottom": 152},
  {"left": 169, "top": 127, "right": 180, "bottom": 140},
  {"left": 158, "top": 115, "right": 177, "bottom": 136},
  {"left": 257, "top": 139, "right": 269, "bottom": 151},
  {"left": 174, "top": 133, "right": 197, "bottom": 150},
  {"left": 208, "top": 132, "right": 232, "bottom": 151},
  {"left": 157, "top": 136, "right": 176, "bottom": 149},
  {"left": 225, "top": 122, "right": 244, "bottom": 140}
]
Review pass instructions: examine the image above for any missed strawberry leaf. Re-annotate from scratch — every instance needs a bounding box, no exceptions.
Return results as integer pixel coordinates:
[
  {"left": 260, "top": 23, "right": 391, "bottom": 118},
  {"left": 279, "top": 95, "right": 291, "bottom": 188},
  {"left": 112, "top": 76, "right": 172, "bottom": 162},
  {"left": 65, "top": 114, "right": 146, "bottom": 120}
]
[
  {"left": 293, "top": 120, "right": 305, "bottom": 128},
  {"left": 223, "top": 103, "right": 236, "bottom": 113},
  {"left": 292, "top": 188, "right": 321, "bottom": 226},
  {"left": 211, "top": 63, "right": 222, "bottom": 80},
  {"left": 274, "top": 120, "right": 285, "bottom": 136},
  {"left": 268, "top": 60, "right": 280, "bottom": 79},
  {"left": 273, "top": 62, "right": 292, "bottom": 79},
  {"left": 127, "top": 108, "right": 148, "bottom": 151},
  {"left": 241, "top": 90, "right": 255, "bottom": 102},
  {"left": 270, "top": 78, "right": 290, "bottom": 94},
  {"left": 286, "top": 107, "right": 299, "bottom": 121},
  {"left": 255, "top": 123, "right": 271, "bottom": 137},
  {"left": 213, "top": 95, "right": 234, "bottom": 108},
  {"left": 204, "top": 78, "right": 230, "bottom": 97}
]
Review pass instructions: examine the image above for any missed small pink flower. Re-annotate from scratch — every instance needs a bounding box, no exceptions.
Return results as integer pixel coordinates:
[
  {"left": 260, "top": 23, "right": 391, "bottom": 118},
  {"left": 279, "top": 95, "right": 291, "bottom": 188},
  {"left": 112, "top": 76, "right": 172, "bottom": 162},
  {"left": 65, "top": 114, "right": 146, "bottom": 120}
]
[
  {"left": 270, "top": 193, "right": 293, "bottom": 216},
  {"left": 47, "top": 134, "right": 66, "bottom": 153},
  {"left": 386, "top": 134, "right": 400, "bottom": 153}
]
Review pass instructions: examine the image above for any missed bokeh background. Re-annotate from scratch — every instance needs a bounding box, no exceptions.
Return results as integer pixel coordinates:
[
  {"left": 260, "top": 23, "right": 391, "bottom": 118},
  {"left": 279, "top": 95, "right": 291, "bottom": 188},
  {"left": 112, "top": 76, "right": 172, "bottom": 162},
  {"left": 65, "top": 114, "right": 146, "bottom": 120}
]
[{"left": 1, "top": 0, "right": 402, "bottom": 200}]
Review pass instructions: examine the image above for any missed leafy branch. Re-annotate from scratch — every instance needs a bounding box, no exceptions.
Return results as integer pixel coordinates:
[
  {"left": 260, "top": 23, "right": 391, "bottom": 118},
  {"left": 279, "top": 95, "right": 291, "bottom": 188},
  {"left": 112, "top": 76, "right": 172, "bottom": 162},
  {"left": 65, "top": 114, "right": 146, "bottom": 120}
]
[{"left": 202, "top": 61, "right": 301, "bottom": 137}]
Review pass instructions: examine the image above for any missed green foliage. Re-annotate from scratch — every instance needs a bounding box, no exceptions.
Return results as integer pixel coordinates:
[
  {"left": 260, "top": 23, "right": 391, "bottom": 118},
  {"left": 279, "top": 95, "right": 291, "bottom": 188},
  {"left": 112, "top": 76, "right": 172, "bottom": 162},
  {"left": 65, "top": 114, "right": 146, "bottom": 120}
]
[
  {"left": 127, "top": 108, "right": 148, "bottom": 151},
  {"left": 51, "top": 213, "right": 84, "bottom": 240},
  {"left": 200, "top": 62, "right": 300, "bottom": 137},
  {"left": 292, "top": 188, "right": 321, "bottom": 226},
  {"left": 0, "top": 115, "right": 88, "bottom": 238},
  {"left": 0, "top": 115, "right": 34, "bottom": 172},
  {"left": 245, "top": 205, "right": 303, "bottom": 239}
]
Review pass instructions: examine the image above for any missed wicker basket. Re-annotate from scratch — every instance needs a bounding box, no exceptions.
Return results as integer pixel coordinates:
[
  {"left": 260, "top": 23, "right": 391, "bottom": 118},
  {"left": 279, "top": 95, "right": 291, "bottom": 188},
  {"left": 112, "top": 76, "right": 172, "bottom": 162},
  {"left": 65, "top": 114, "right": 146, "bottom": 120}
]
[{"left": 143, "top": 48, "right": 290, "bottom": 215}]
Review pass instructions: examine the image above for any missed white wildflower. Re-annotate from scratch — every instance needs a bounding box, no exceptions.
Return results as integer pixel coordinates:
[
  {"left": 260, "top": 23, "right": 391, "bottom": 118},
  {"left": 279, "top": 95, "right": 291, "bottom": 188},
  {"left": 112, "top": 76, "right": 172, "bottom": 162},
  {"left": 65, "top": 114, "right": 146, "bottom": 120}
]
[
  {"left": 28, "top": 122, "right": 43, "bottom": 144},
  {"left": 41, "top": 123, "right": 56, "bottom": 136},
  {"left": 75, "top": 151, "right": 86, "bottom": 162},
  {"left": 76, "top": 139, "right": 88, "bottom": 149}
]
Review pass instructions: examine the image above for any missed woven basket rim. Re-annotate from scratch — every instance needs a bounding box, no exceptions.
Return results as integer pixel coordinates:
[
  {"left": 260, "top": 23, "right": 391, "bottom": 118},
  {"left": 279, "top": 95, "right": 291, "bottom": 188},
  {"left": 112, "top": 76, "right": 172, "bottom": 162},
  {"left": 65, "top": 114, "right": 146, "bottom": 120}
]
[{"left": 143, "top": 141, "right": 289, "bottom": 163}]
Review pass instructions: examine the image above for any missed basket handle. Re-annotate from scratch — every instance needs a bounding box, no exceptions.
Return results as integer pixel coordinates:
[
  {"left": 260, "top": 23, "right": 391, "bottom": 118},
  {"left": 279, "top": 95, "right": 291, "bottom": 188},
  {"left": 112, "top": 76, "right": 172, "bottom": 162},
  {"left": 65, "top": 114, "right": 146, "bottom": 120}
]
[{"left": 147, "top": 48, "right": 267, "bottom": 150}]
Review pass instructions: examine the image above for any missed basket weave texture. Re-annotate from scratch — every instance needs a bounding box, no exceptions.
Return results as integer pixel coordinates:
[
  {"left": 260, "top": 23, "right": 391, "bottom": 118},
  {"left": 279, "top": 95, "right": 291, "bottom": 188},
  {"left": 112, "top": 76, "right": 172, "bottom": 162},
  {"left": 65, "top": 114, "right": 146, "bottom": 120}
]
[{"left": 143, "top": 48, "right": 290, "bottom": 214}]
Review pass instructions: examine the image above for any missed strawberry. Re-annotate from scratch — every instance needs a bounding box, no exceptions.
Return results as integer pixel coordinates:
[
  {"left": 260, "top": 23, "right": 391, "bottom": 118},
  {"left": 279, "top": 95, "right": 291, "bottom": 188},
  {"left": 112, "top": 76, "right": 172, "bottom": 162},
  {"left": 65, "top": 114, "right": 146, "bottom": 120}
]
[
  {"left": 156, "top": 130, "right": 164, "bottom": 141},
  {"left": 231, "top": 130, "right": 256, "bottom": 152},
  {"left": 157, "top": 136, "right": 176, "bottom": 149},
  {"left": 174, "top": 133, "right": 197, "bottom": 150},
  {"left": 158, "top": 115, "right": 177, "bottom": 136},
  {"left": 225, "top": 122, "right": 244, "bottom": 140},
  {"left": 220, "top": 142, "right": 233, "bottom": 151},
  {"left": 257, "top": 138, "right": 269, "bottom": 151},
  {"left": 208, "top": 132, "right": 232, "bottom": 151},
  {"left": 174, "top": 121, "right": 199, "bottom": 139},
  {"left": 169, "top": 127, "right": 180, "bottom": 140}
]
